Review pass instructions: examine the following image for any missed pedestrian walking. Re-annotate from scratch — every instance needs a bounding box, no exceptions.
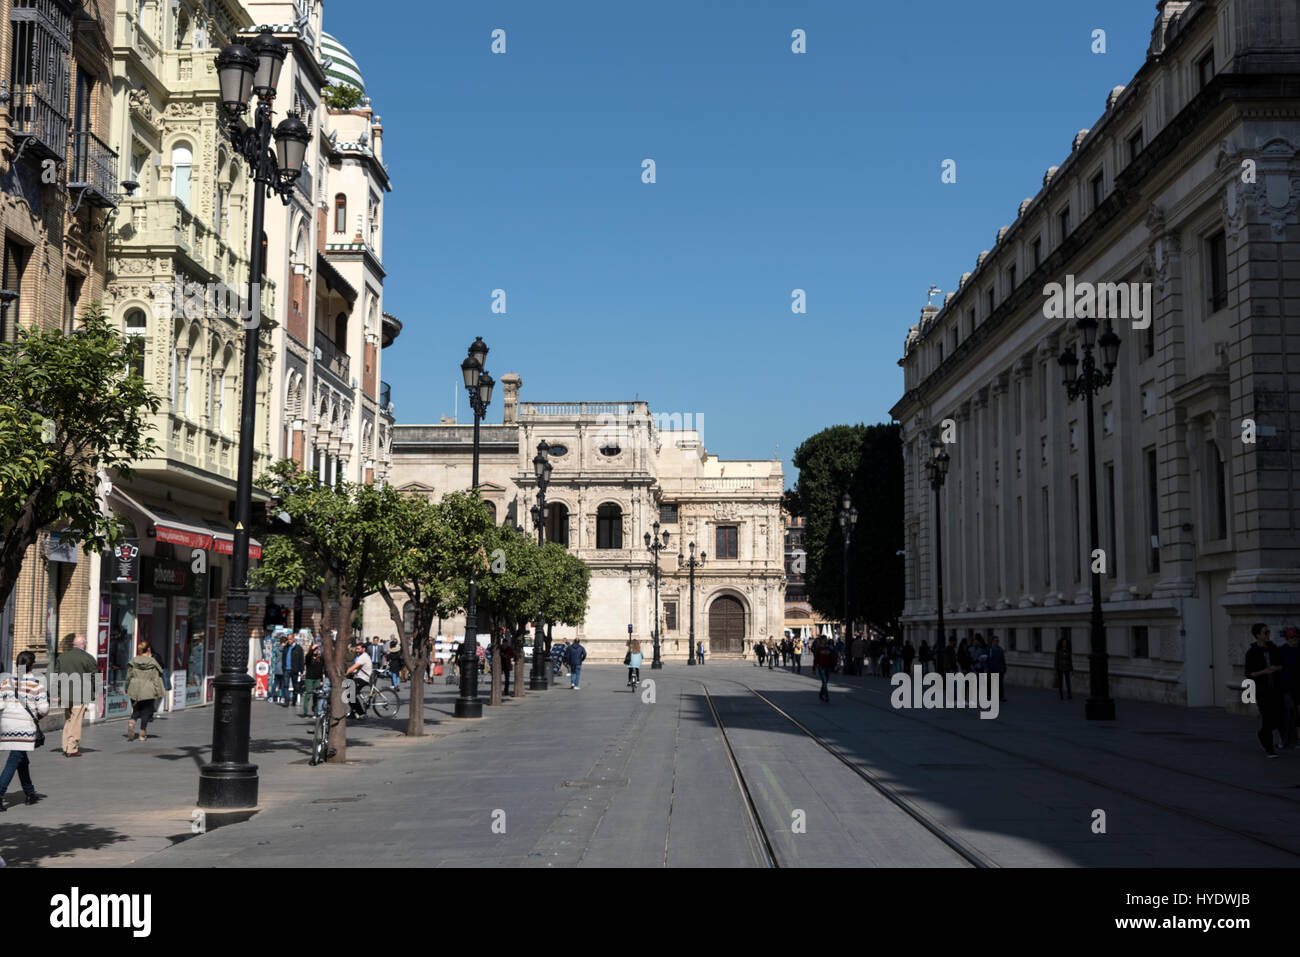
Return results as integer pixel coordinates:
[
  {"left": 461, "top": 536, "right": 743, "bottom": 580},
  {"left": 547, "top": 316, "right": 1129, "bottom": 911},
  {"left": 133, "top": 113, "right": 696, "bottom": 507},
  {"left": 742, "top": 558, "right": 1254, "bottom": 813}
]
[
  {"left": 834, "top": 637, "right": 846, "bottom": 673},
  {"left": 627, "top": 639, "right": 643, "bottom": 687},
  {"left": 53, "top": 635, "right": 96, "bottom": 757},
  {"left": 1054, "top": 635, "right": 1073, "bottom": 701},
  {"left": 851, "top": 634, "right": 865, "bottom": 678},
  {"left": 1279, "top": 627, "right": 1300, "bottom": 749},
  {"left": 1245, "top": 622, "right": 1283, "bottom": 757},
  {"left": 987, "top": 635, "right": 1007, "bottom": 702},
  {"left": 386, "top": 640, "right": 403, "bottom": 692},
  {"left": 791, "top": 636, "right": 802, "bottom": 674},
  {"left": 270, "top": 637, "right": 286, "bottom": 703},
  {"left": 755, "top": 641, "right": 766, "bottom": 668},
  {"left": 812, "top": 636, "right": 836, "bottom": 703},
  {"left": 0, "top": 650, "right": 47, "bottom": 810},
  {"left": 941, "top": 637, "right": 958, "bottom": 674},
  {"left": 501, "top": 638, "right": 514, "bottom": 695},
  {"left": 902, "top": 639, "right": 915, "bottom": 675},
  {"left": 301, "top": 643, "right": 324, "bottom": 717},
  {"left": 957, "top": 638, "right": 972, "bottom": 673},
  {"left": 972, "top": 635, "right": 988, "bottom": 673},
  {"left": 568, "top": 637, "right": 586, "bottom": 689},
  {"left": 125, "top": 641, "right": 166, "bottom": 742},
  {"left": 918, "top": 639, "right": 931, "bottom": 675},
  {"left": 697, "top": 640, "right": 706, "bottom": 665}
]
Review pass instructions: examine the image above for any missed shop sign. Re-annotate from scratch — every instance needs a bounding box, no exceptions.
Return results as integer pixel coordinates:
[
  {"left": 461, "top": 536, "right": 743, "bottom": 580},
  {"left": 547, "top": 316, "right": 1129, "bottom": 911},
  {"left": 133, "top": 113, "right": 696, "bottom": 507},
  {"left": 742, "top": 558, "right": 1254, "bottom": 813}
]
[
  {"left": 111, "top": 543, "right": 139, "bottom": 583},
  {"left": 171, "top": 670, "right": 187, "bottom": 710},
  {"left": 142, "top": 557, "right": 195, "bottom": 597},
  {"left": 155, "top": 525, "right": 212, "bottom": 550},
  {"left": 47, "top": 533, "right": 80, "bottom": 564}
]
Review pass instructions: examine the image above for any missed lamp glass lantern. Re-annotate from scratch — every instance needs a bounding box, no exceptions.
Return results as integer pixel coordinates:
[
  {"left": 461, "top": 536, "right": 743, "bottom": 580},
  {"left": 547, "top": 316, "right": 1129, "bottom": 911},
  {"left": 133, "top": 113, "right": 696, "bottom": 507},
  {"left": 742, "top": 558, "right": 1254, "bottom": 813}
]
[
  {"left": 1076, "top": 315, "right": 1099, "bottom": 350},
  {"left": 461, "top": 355, "right": 480, "bottom": 389},
  {"left": 1099, "top": 322, "right": 1121, "bottom": 370},
  {"left": 478, "top": 372, "right": 494, "bottom": 406},
  {"left": 468, "top": 337, "right": 489, "bottom": 370},
  {"left": 273, "top": 115, "right": 310, "bottom": 178},
  {"left": 215, "top": 44, "right": 257, "bottom": 115},
  {"left": 248, "top": 28, "right": 287, "bottom": 98},
  {"left": 1059, "top": 346, "right": 1079, "bottom": 384},
  {"left": 533, "top": 450, "right": 548, "bottom": 480}
]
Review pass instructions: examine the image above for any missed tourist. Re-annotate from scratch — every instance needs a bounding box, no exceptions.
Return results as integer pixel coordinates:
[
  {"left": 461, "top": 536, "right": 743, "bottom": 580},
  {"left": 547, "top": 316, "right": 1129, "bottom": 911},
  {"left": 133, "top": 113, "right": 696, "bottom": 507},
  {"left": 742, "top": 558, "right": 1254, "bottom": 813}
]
[
  {"left": 567, "top": 637, "right": 586, "bottom": 689},
  {"left": 1054, "top": 635, "right": 1073, "bottom": 701},
  {"left": 54, "top": 635, "right": 96, "bottom": 757},
  {"left": 126, "top": 641, "right": 166, "bottom": 742},
  {"left": 987, "top": 635, "right": 1007, "bottom": 702},
  {"left": 0, "top": 650, "right": 47, "bottom": 809},
  {"left": 1245, "top": 623, "right": 1283, "bottom": 757},
  {"left": 627, "top": 639, "right": 643, "bottom": 687}
]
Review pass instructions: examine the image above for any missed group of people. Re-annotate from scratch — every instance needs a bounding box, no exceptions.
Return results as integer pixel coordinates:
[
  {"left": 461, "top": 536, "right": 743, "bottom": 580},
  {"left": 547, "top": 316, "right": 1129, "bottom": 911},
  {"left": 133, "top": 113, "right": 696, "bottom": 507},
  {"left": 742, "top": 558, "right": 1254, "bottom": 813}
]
[
  {"left": 265, "top": 633, "right": 405, "bottom": 719},
  {"left": 1246, "top": 623, "right": 1300, "bottom": 758}
]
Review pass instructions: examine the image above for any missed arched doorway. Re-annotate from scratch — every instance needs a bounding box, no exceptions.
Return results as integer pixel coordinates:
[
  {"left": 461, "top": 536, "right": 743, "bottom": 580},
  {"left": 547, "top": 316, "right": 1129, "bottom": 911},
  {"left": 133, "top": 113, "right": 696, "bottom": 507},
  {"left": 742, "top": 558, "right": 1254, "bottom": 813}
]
[{"left": 709, "top": 595, "right": 746, "bottom": 654}]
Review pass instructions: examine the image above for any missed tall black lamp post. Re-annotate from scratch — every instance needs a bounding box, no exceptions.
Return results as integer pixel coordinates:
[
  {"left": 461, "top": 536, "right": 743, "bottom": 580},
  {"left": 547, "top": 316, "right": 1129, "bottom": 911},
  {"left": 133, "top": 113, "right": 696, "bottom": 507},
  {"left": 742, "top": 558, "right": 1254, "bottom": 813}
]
[
  {"left": 529, "top": 440, "right": 552, "bottom": 690},
  {"left": 645, "top": 521, "right": 669, "bottom": 668},
  {"left": 1059, "top": 316, "right": 1121, "bottom": 721},
  {"left": 838, "top": 493, "right": 858, "bottom": 669},
  {"left": 924, "top": 436, "right": 950, "bottom": 673},
  {"left": 200, "top": 28, "right": 310, "bottom": 809},
  {"left": 679, "top": 541, "right": 705, "bottom": 664},
  {"left": 455, "top": 337, "right": 494, "bottom": 719}
]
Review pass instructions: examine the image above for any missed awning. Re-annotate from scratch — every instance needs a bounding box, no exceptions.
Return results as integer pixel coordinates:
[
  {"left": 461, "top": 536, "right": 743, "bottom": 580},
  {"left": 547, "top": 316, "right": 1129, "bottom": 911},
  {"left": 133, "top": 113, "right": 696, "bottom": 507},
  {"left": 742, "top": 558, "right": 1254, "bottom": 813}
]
[{"left": 109, "top": 487, "right": 262, "bottom": 560}]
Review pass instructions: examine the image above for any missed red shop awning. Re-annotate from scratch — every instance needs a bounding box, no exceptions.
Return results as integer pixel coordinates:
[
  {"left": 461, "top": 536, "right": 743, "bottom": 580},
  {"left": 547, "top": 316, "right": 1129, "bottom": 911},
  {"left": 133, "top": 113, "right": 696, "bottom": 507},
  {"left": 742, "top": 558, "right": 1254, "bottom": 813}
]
[{"left": 109, "top": 488, "right": 262, "bottom": 560}]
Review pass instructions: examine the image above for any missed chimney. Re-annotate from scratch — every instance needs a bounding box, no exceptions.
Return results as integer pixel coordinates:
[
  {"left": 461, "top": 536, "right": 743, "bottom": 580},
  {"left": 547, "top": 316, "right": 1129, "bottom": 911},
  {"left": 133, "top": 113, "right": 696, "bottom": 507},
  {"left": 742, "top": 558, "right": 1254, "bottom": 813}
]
[{"left": 500, "top": 373, "right": 522, "bottom": 424}]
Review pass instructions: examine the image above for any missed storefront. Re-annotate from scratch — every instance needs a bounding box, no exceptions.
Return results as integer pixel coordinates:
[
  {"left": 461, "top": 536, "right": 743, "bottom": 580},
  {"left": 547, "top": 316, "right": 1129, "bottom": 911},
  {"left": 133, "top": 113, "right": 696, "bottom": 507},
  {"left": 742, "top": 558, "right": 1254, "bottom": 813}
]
[{"left": 101, "top": 530, "right": 141, "bottom": 721}]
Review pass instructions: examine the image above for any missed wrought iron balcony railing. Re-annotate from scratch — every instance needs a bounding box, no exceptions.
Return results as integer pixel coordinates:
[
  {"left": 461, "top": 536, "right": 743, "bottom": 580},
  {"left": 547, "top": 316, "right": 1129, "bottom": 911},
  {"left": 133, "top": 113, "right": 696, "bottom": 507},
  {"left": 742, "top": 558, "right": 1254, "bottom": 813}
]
[
  {"left": 8, "top": 0, "right": 73, "bottom": 164},
  {"left": 68, "top": 130, "right": 120, "bottom": 211}
]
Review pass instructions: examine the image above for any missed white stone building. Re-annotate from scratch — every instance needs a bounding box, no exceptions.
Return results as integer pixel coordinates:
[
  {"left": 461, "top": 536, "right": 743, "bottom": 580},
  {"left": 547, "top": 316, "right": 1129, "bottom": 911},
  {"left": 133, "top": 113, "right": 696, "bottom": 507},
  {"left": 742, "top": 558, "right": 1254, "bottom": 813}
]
[{"left": 891, "top": 0, "right": 1300, "bottom": 712}]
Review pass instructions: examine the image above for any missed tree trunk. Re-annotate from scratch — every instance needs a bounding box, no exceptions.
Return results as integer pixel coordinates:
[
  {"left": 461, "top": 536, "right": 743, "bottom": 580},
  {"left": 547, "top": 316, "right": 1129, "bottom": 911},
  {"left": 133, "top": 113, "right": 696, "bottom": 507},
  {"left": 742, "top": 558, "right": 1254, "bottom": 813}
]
[
  {"left": 488, "top": 622, "right": 502, "bottom": 706},
  {"left": 321, "top": 581, "right": 349, "bottom": 763},
  {"left": 380, "top": 586, "right": 427, "bottom": 737},
  {"left": 512, "top": 619, "right": 526, "bottom": 698}
]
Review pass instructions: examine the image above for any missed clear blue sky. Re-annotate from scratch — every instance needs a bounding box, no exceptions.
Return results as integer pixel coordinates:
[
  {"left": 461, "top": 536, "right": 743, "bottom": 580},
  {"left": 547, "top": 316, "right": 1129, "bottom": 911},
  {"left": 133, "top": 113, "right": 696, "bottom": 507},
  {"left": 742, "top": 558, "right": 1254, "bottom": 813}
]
[{"left": 323, "top": 0, "right": 1152, "bottom": 487}]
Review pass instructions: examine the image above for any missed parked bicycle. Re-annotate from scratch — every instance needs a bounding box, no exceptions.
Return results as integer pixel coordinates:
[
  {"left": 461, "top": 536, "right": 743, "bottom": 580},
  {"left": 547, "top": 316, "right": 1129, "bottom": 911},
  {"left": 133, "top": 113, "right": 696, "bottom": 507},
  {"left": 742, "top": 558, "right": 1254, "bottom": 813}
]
[{"left": 309, "top": 680, "right": 340, "bottom": 766}]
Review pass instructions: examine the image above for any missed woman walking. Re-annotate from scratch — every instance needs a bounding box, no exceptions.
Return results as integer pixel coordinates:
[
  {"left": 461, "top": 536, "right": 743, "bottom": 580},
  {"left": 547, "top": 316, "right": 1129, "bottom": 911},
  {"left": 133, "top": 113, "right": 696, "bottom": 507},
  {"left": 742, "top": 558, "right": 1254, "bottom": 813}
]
[
  {"left": 1054, "top": 635, "right": 1073, "bottom": 700},
  {"left": 126, "top": 641, "right": 167, "bottom": 741},
  {"left": 0, "top": 650, "right": 48, "bottom": 810},
  {"left": 627, "top": 639, "right": 643, "bottom": 687},
  {"left": 301, "top": 643, "right": 325, "bottom": 717},
  {"left": 957, "top": 638, "right": 972, "bottom": 674}
]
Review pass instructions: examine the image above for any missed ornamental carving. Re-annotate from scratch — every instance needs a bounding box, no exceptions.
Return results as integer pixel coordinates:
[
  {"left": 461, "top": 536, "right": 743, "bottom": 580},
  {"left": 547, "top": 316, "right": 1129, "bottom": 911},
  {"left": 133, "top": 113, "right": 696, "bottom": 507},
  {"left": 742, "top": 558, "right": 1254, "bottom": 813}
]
[{"left": 128, "top": 89, "right": 154, "bottom": 122}]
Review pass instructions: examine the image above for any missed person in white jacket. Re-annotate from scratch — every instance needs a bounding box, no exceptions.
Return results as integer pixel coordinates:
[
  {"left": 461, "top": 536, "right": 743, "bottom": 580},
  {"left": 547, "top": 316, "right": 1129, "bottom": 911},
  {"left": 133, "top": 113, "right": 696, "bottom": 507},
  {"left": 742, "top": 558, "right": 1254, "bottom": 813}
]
[{"left": 0, "top": 650, "right": 49, "bottom": 810}]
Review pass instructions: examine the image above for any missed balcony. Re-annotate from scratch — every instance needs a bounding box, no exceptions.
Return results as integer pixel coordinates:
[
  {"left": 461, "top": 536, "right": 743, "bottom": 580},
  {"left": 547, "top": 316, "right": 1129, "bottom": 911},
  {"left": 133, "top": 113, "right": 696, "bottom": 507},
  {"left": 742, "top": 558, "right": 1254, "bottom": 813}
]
[
  {"left": 68, "top": 130, "right": 120, "bottom": 210},
  {"left": 314, "top": 330, "right": 350, "bottom": 385},
  {"left": 9, "top": 0, "right": 73, "bottom": 164},
  {"left": 379, "top": 380, "right": 392, "bottom": 411}
]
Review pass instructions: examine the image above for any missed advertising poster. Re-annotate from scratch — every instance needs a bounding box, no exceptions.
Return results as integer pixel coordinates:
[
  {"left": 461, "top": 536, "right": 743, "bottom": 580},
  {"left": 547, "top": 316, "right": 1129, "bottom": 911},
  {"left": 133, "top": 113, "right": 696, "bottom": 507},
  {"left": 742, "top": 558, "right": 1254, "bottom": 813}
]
[
  {"left": 206, "top": 622, "right": 217, "bottom": 703},
  {"left": 96, "top": 627, "right": 108, "bottom": 722},
  {"left": 171, "top": 670, "right": 187, "bottom": 710},
  {"left": 254, "top": 660, "right": 270, "bottom": 698}
]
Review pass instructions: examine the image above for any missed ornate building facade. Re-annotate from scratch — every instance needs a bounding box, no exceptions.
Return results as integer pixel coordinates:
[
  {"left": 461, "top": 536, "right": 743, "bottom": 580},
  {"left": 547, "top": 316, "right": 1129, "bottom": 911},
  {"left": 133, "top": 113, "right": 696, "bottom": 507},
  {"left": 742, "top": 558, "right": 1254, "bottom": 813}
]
[
  {"left": 365, "top": 378, "right": 786, "bottom": 663},
  {"left": 891, "top": 0, "right": 1300, "bottom": 712}
]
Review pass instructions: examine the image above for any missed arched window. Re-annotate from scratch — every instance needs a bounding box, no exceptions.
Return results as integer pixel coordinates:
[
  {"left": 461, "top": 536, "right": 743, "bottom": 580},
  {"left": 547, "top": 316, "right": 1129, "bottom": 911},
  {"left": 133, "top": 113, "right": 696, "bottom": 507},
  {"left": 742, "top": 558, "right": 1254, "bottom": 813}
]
[
  {"left": 334, "top": 194, "right": 347, "bottom": 233},
  {"left": 485, "top": 501, "right": 498, "bottom": 524},
  {"left": 125, "top": 309, "right": 147, "bottom": 379},
  {"left": 175, "top": 7, "right": 188, "bottom": 48},
  {"left": 546, "top": 502, "right": 570, "bottom": 547},
  {"left": 597, "top": 504, "right": 622, "bottom": 549},
  {"left": 335, "top": 311, "right": 348, "bottom": 347},
  {"left": 171, "top": 144, "right": 192, "bottom": 208}
]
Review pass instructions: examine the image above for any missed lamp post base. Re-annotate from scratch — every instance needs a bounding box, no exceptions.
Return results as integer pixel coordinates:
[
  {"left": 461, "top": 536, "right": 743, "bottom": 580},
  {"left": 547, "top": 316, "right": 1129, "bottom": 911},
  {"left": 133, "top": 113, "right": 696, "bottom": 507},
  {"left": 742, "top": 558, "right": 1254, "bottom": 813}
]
[
  {"left": 454, "top": 696, "right": 483, "bottom": 718},
  {"left": 651, "top": 661, "right": 663, "bottom": 670},
  {"left": 198, "top": 764, "right": 259, "bottom": 809},
  {"left": 687, "top": 658, "right": 696, "bottom": 665},
  {"left": 1085, "top": 696, "right": 1116, "bottom": 721},
  {"left": 529, "top": 673, "right": 548, "bottom": 691}
]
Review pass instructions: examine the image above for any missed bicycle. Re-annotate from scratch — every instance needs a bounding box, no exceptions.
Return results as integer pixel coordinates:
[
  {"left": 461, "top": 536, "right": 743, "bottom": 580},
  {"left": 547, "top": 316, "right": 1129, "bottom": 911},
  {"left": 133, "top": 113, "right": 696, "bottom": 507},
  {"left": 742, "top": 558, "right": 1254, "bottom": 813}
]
[
  {"left": 309, "top": 681, "right": 342, "bottom": 766},
  {"left": 352, "top": 670, "right": 400, "bottom": 719},
  {"left": 629, "top": 668, "right": 640, "bottom": 693}
]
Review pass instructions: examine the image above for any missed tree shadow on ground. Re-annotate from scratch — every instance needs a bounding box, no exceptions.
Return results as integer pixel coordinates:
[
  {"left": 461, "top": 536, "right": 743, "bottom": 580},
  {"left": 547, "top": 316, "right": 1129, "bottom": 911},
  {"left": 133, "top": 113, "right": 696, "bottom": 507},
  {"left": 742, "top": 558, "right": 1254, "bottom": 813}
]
[{"left": 0, "top": 822, "right": 130, "bottom": 866}]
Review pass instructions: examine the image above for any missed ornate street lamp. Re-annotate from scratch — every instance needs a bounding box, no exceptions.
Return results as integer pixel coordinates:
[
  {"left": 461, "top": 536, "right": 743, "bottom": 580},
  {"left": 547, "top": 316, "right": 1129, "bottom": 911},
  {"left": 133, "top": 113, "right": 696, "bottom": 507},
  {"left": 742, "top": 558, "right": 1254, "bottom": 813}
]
[
  {"left": 679, "top": 542, "right": 706, "bottom": 664},
  {"left": 838, "top": 492, "right": 858, "bottom": 671},
  {"left": 529, "top": 440, "right": 551, "bottom": 691},
  {"left": 199, "top": 28, "right": 310, "bottom": 809},
  {"left": 1059, "top": 317, "right": 1121, "bottom": 721},
  {"left": 924, "top": 435, "right": 950, "bottom": 675},
  {"left": 455, "top": 337, "right": 494, "bottom": 718},
  {"left": 645, "top": 522, "right": 669, "bottom": 668}
]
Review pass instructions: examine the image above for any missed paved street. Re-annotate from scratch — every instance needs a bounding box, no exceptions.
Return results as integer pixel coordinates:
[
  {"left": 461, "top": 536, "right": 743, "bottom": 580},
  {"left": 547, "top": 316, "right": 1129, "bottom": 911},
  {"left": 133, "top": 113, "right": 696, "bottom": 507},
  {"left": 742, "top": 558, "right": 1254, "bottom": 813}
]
[{"left": 2, "top": 663, "right": 1298, "bottom": 868}]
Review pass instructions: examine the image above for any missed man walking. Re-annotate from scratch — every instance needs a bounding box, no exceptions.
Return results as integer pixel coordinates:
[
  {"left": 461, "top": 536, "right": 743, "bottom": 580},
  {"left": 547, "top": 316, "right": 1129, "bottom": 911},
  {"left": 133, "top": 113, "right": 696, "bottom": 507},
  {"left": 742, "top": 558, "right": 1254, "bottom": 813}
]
[
  {"left": 283, "top": 637, "right": 304, "bottom": 709},
  {"left": 568, "top": 637, "right": 586, "bottom": 689},
  {"left": 54, "top": 636, "right": 97, "bottom": 757},
  {"left": 851, "top": 633, "right": 865, "bottom": 678},
  {"left": 813, "top": 636, "right": 836, "bottom": 703},
  {"left": 987, "top": 634, "right": 1008, "bottom": 702},
  {"left": 1246, "top": 622, "right": 1283, "bottom": 757}
]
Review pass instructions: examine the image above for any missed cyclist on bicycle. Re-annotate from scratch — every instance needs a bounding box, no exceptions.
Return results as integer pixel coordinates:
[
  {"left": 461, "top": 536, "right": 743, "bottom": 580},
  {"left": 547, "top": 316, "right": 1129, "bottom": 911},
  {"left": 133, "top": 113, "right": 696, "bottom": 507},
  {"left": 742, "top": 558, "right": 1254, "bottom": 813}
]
[
  {"left": 346, "top": 641, "right": 373, "bottom": 719},
  {"left": 627, "top": 639, "right": 642, "bottom": 688}
]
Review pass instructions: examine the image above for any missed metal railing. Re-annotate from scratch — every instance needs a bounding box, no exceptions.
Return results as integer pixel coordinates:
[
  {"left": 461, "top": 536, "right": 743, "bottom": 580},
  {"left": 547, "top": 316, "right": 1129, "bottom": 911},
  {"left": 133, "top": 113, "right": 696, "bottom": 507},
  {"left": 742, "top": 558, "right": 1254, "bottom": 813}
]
[
  {"left": 9, "top": 1, "right": 72, "bottom": 160},
  {"left": 68, "top": 130, "right": 119, "bottom": 206},
  {"left": 379, "top": 380, "right": 391, "bottom": 409},
  {"left": 314, "top": 329, "right": 350, "bottom": 383}
]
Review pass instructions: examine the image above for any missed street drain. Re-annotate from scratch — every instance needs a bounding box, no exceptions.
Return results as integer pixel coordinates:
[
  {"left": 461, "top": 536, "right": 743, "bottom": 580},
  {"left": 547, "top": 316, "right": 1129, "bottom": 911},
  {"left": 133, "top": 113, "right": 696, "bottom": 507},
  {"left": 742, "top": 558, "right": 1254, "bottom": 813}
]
[{"left": 312, "top": 795, "right": 367, "bottom": 804}]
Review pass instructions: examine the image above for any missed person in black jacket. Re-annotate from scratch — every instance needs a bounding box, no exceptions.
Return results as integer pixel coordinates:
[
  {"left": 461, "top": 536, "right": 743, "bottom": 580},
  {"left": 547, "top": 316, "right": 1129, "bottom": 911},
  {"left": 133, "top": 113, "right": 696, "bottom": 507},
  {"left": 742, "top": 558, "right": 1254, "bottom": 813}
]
[
  {"left": 282, "top": 639, "right": 304, "bottom": 708},
  {"left": 300, "top": 643, "right": 325, "bottom": 717},
  {"left": 1245, "top": 622, "right": 1283, "bottom": 757}
]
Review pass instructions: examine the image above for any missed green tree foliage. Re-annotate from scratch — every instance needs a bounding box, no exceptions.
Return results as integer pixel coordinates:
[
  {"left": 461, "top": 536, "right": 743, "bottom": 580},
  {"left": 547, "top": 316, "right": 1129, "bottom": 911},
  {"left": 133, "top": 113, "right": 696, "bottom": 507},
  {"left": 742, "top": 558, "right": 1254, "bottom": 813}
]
[
  {"left": 787, "top": 423, "right": 904, "bottom": 635},
  {"left": 375, "top": 490, "right": 492, "bottom": 733},
  {"left": 0, "top": 306, "right": 160, "bottom": 609},
  {"left": 324, "top": 83, "right": 364, "bottom": 110},
  {"left": 254, "top": 459, "right": 400, "bottom": 761}
]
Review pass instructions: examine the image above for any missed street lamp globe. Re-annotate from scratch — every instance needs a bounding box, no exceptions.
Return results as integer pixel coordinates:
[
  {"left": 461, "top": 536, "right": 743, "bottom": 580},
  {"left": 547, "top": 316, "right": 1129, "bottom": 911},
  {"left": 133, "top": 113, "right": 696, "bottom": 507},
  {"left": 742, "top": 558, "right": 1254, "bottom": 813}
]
[
  {"left": 1099, "top": 322, "right": 1121, "bottom": 370},
  {"left": 849, "top": 506, "right": 858, "bottom": 527},
  {"left": 1076, "top": 314, "right": 1099, "bottom": 349},
  {"left": 935, "top": 448, "right": 950, "bottom": 480},
  {"left": 531, "top": 504, "right": 540, "bottom": 526},
  {"left": 468, "top": 336, "right": 489, "bottom": 369},
  {"left": 478, "top": 371, "right": 495, "bottom": 406},
  {"left": 215, "top": 44, "right": 257, "bottom": 115},
  {"left": 461, "top": 355, "right": 480, "bottom": 389},
  {"left": 1058, "top": 346, "right": 1080, "bottom": 384},
  {"left": 645, "top": 531, "right": 652, "bottom": 548},
  {"left": 247, "top": 28, "right": 288, "bottom": 98},
  {"left": 533, "top": 449, "right": 549, "bottom": 480},
  {"left": 273, "top": 114, "right": 310, "bottom": 178}
]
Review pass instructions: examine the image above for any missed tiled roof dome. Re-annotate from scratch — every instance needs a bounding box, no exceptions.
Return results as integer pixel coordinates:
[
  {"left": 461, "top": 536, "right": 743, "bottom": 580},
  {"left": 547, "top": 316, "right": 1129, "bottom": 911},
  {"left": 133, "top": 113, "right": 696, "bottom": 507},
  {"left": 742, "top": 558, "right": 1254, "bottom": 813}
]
[{"left": 321, "top": 32, "right": 364, "bottom": 94}]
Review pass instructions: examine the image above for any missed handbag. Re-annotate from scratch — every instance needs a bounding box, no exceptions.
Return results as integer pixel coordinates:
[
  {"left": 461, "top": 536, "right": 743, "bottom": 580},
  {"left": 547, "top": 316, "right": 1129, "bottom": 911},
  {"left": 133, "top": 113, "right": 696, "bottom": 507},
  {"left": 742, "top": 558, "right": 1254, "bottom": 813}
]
[
  {"left": 15, "top": 685, "right": 45, "bottom": 749},
  {"left": 624, "top": 652, "right": 631, "bottom": 665}
]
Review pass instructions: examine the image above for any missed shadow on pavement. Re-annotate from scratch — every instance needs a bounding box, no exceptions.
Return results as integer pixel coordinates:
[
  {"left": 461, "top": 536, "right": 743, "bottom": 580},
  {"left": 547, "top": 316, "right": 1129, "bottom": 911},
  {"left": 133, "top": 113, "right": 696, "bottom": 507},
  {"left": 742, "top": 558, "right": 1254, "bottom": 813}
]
[{"left": 0, "top": 822, "right": 130, "bottom": 866}]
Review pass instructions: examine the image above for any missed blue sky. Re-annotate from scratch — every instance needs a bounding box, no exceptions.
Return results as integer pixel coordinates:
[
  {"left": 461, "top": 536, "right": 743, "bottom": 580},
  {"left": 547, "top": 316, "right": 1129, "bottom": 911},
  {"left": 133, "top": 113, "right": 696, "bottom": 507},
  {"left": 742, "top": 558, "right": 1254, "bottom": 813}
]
[{"left": 323, "top": 0, "right": 1152, "bottom": 487}]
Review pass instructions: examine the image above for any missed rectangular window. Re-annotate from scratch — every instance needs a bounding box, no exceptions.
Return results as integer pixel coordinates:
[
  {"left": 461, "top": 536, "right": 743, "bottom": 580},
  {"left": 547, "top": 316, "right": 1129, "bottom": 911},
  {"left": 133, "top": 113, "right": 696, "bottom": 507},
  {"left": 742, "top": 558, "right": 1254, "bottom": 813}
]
[
  {"left": 1039, "top": 364, "right": 1047, "bottom": 416},
  {"left": 1032, "top": 238, "right": 1041, "bottom": 270},
  {"left": 1071, "top": 475, "right": 1081, "bottom": 583},
  {"left": 664, "top": 601, "right": 677, "bottom": 631},
  {"left": 1146, "top": 448, "right": 1160, "bottom": 572},
  {"left": 1211, "top": 443, "right": 1228, "bottom": 540},
  {"left": 987, "top": 287, "right": 995, "bottom": 315},
  {"left": 1132, "top": 625, "right": 1149, "bottom": 658},
  {"left": 1091, "top": 172, "right": 1104, "bottom": 211},
  {"left": 1061, "top": 626, "right": 1071, "bottom": 655},
  {"left": 1207, "top": 230, "right": 1227, "bottom": 312},
  {"left": 967, "top": 308, "right": 976, "bottom": 335},
  {"left": 715, "top": 525, "right": 738, "bottom": 560},
  {"left": 1007, "top": 263, "right": 1016, "bottom": 290},
  {"left": 64, "top": 275, "right": 82, "bottom": 333},
  {"left": 1007, "top": 627, "right": 1017, "bottom": 651},
  {"left": 596, "top": 508, "right": 622, "bottom": 549},
  {"left": 1014, "top": 380, "right": 1022, "bottom": 434},
  {"left": 1143, "top": 321, "right": 1155, "bottom": 360},
  {"left": 1041, "top": 487, "right": 1051, "bottom": 588},
  {"left": 1128, "top": 128, "right": 1143, "bottom": 163},
  {"left": 1032, "top": 626, "right": 1042, "bottom": 653},
  {"left": 659, "top": 504, "right": 678, "bottom": 524},
  {"left": 938, "top": 341, "right": 944, "bottom": 364},
  {"left": 1106, "top": 463, "right": 1117, "bottom": 563},
  {"left": 1198, "top": 48, "right": 1214, "bottom": 89},
  {"left": 1059, "top": 206, "right": 1071, "bottom": 241}
]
